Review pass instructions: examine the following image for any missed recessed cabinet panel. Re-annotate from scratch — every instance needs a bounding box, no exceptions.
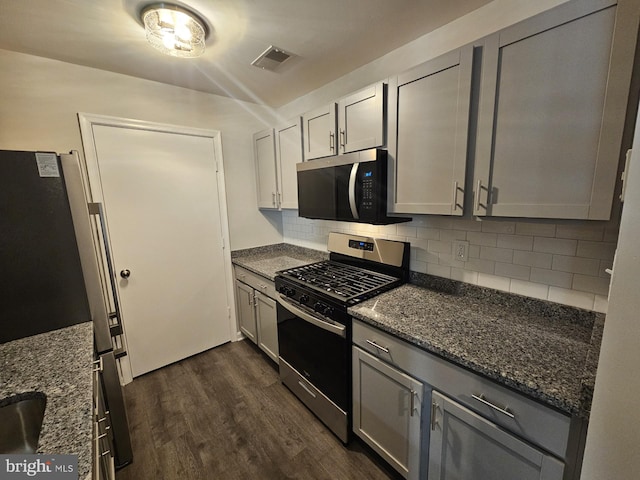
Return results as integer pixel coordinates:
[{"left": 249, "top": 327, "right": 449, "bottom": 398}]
[
  {"left": 235, "top": 280, "right": 257, "bottom": 343},
  {"left": 255, "top": 292, "right": 278, "bottom": 363},
  {"left": 428, "top": 391, "right": 564, "bottom": 480},
  {"left": 275, "top": 118, "right": 303, "bottom": 209},
  {"left": 474, "top": 0, "right": 635, "bottom": 219},
  {"left": 303, "top": 103, "right": 337, "bottom": 160},
  {"left": 352, "top": 346, "right": 422, "bottom": 480},
  {"left": 338, "top": 82, "right": 385, "bottom": 153},
  {"left": 253, "top": 129, "right": 278, "bottom": 209},
  {"left": 388, "top": 46, "right": 473, "bottom": 215}
]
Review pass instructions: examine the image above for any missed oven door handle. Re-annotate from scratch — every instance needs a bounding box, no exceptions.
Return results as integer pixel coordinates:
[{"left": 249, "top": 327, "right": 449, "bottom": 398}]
[{"left": 277, "top": 295, "right": 346, "bottom": 338}]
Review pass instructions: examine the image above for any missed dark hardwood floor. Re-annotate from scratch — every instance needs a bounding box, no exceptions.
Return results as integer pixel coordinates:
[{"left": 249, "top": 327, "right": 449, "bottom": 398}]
[{"left": 116, "top": 340, "right": 399, "bottom": 480}]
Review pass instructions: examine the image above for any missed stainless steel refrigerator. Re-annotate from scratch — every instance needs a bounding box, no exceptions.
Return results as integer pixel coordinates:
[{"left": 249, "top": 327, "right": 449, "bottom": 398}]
[{"left": 0, "top": 149, "right": 133, "bottom": 468}]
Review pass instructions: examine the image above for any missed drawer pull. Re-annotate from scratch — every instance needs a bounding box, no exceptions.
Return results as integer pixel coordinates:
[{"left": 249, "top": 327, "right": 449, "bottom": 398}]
[
  {"left": 472, "top": 394, "right": 515, "bottom": 419},
  {"left": 366, "top": 339, "right": 390, "bottom": 354}
]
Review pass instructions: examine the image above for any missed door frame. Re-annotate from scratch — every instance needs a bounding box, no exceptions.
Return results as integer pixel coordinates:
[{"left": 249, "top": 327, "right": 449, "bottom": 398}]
[{"left": 78, "top": 112, "right": 237, "bottom": 384}]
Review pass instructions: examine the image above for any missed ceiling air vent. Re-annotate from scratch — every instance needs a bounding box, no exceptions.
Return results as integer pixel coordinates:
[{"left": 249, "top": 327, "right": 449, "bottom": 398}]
[{"left": 251, "top": 46, "right": 292, "bottom": 71}]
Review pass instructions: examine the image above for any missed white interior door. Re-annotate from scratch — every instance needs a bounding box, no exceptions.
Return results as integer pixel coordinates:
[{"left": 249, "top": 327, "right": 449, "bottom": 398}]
[{"left": 84, "top": 119, "right": 232, "bottom": 377}]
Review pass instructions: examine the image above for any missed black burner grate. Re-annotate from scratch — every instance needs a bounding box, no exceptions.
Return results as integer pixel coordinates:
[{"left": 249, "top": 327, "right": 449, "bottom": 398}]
[{"left": 278, "top": 260, "right": 400, "bottom": 303}]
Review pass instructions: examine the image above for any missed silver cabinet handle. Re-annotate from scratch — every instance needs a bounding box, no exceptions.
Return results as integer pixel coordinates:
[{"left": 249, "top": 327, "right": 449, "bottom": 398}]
[
  {"left": 339, "top": 129, "right": 346, "bottom": 150},
  {"left": 472, "top": 394, "right": 515, "bottom": 419},
  {"left": 348, "top": 162, "right": 360, "bottom": 220},
  {"left": 277, "top": 191, "right": 282, "bottom": 207},
  {"left": 92, "top": 357, "right": 103, "bottom": 373},
  {"left": 298, "top": 380, "right": 317, "bottom": 399},
  {"left": 431, "top": 401, "right": 439, "bottom": 430},
  {"left": 329, "top": 131, "right": 335, "bottom": 151},
  {"left": 453, "top": 180, "right": 463, "bottom": 212},
  {"left": 366, "top": 339, "right": 389, "bottom": 354},
  {"left": 272, "top": 192, "right": 276, "bottom": 206},
  {"left": 410, "top": 389, "right": 416, "bottom": 416}
]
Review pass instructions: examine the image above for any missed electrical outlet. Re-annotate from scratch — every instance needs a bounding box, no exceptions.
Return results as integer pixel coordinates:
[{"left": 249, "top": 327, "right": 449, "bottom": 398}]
[{"left": 453, "top": 240, "right": 469, "bottom": 262}]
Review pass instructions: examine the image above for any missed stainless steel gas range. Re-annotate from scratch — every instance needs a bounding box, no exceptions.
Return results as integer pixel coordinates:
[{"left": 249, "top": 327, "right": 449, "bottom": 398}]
[{"left": 275, "top": 232, "right": 410, "bottom": 443}]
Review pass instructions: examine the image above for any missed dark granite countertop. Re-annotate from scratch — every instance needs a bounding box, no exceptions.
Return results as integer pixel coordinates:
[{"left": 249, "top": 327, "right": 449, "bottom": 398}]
[
  {"left": 231, "top": 243, "right": 328, "bottom": 280},
  {"left": 0, "top": 322, "right": 93, "bottom": 478},
  {"left": 349, "top": 276, "right": 603, "bottom": 418}
]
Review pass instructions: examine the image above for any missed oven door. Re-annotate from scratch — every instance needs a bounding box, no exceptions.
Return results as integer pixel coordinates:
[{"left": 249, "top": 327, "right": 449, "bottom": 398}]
[{"left": 276, "top": 294, "right": 348, "bottom": 412}]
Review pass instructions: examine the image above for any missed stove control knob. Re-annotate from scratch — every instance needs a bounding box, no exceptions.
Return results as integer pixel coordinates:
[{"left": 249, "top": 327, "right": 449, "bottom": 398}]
[
  {"left": 286, "top": 288, "right": 296, "bottom": 297},
  {"left": 314, "top": 302, "right": 324, "bottom": 312},
  {"left": 300, "top": 295, "right": 309, "bottom": 305},
  {"left": 322, "top": 306, "right": 334, "bottom": 317}
]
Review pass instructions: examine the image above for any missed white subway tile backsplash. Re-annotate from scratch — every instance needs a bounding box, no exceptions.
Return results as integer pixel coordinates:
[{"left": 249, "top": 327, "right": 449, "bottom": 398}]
[
  {"left": 572, "top": 274, "right": 610, "bottom": 296},
  {"left": 555, "top": 224, "right": 604, "bottom": 241},
  {"left": 551, "top": 255, "right": 600, "bottom": 275},
  {"left": 497, "top": 234, "right": 534, "bottom": 251},
  {"left": 451, "top": 268, "right": 479, "bottom": 284},
  {"left": 533, "top": 237, "right": 577, "bottom": 255},
  {"left": 513, "top": 250, "right": 553, "bottom": 269},
  {"left": 530, "top": 268, "right": 573, "bottom": 288},
  {"left": 481, "top": 221, "right": 516, "bottom": 234},
  {"left": 417, "top": 227, "right": 441, "bottom": 240},
  {"left": 282, "top": 211, "right": 619, "bottom": 312},
  {"left": 479, "top": 246, "right": 513, "bottom": 263},
  {"left": 439, "top": 229, "right": 467, "bottom": 242},
  {"left": 509, "top": 280, "right": 549, "bottom": 300},
  {"left": 593, "top": 295, "right": 609, "bottom": 313},
  {"left": 548, "top": 287, "right": 595, "bottom": 310},
  {"left": 426, "top": 263, "right": 451, "bottom": 278},
  {"left": 467, "top": 232, "right": 498, "bottom": 247},
  {"left": 495, "top": 262, "right": 530, "bottom": 281},
  {"left": 515, "top": 222, "right": 556, "bottom": 237},
  {"left": 477, "top": 273, "right": 511, "bottom": 292},
  {"left": 576, "top": 241, "right": 616, "bottom": 261},
  {"left": 428, "top": 239, "right": 452, "bottom": 254}
]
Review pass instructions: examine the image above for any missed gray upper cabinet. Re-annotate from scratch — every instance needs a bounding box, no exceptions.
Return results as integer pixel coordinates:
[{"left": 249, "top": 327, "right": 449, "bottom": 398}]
[
  {"left": 337, "top": 82, "right": 386, "bottom": 154},
  {"left": 303, "top": 82, "right": 386, "bottom": 160},
  {"left": 253, "top": 128, "right": 278, "bottom": 209},
  {"left": 428, "top": 391, "right": 564, "bottom": 480},
  {"left": 473, "top": 0, "right": 637, "bottom": 220},
  {"left": 275, "top": 117, "right": 303, "bottom": 209},
  {"left": 302, "top": 103, "right": 338, "bottom": 160},
  {"left": 388, "top": 46, "right": 473, "bottom": 215}
]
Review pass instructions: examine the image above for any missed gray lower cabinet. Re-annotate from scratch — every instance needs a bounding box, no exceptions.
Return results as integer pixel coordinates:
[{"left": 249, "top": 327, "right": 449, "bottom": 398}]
[
  {"left": 428, "top": 390, "right": 564, "bottom": 480},
  {"left": 473, "top": 0, "right": 637, "bottom": 220},
  {"left": 352, "top": 346, "right": 423, "bottom": 480},
  {"left": 235, "top": 280, "right": 258, "bottom": 343},
  {"left": 255, "top": 292, "right": 278, "bottom": 363},
  {"left": 234, "top": 267, "right": 279, "bottom": 363}
]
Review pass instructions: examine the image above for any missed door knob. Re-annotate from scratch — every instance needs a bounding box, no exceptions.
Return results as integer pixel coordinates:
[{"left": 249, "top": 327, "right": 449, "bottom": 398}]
[{"left": 120, "top": 269, "right": 131, "bottom": 279}]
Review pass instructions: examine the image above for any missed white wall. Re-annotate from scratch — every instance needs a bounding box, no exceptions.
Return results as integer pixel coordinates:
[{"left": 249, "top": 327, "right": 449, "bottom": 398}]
[
  {"left": 580, "top": 100, "right": 640, "bottom": 479},
  {"left": 0, "top": 48, "right": 282, "bottom": 250}
]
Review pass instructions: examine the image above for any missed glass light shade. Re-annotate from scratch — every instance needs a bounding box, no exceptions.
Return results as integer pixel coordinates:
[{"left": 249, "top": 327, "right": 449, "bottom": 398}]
[{"left": 141, "top": 5, "right": 207, "bottom": 58}]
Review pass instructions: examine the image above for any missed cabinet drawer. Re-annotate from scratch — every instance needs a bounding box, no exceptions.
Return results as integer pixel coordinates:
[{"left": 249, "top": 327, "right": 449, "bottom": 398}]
[
  {"left": 352, "top": 319, "right": 571, "bottom": 459},
  {"left": 234, "top": 265, "right": 276, "bottom": 299}
]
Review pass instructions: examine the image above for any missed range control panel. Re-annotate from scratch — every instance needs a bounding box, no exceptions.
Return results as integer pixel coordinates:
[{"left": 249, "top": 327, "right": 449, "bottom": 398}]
[{"left": 349, "top": 239, "right": 374, "bottom": 251}]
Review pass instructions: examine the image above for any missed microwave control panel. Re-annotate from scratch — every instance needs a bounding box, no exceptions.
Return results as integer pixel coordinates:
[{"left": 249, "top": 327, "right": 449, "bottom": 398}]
[{"left": 361, "top": 168, "right": 375, "bottom": 213}]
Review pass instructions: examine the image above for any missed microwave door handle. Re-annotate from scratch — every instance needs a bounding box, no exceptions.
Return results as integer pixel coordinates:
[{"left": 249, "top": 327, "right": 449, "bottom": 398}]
[{"left": 348, "top": 162, "right": 360, "bottom": 220}]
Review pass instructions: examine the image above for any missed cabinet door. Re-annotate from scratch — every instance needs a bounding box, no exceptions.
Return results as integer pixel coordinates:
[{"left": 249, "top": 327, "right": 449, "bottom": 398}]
[
  {"left": 255, "top": 292, "right": 278, "bottom": 363},
  {"left": 474, "top": 0, "right": 635, "bottom": 220},
  {"left": 388, "top": 45, "right": 473, "bottom": 215},
  {"left": 302, "top": 103, "right": 337, "bottom": 160},
  {"left": 428, "top": 391, "right": 564, "bottom": 480},
  {"left": 235, "top": 281, "right": 257, "bottom": 343},
  {"left": 253, "top": 128, "right": 278, "bottom": 209},
  {"left": 352, "top": 346, "right": 422, "bottom": 480},
  {"left": 275, "top": 117, "right": 303, "bottom": 209},
  {"left": 338, "top": 82, "right": 385, "bottom": 154}
]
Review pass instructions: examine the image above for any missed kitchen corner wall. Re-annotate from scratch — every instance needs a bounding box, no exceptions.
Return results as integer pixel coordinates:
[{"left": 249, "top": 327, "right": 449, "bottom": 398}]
[{"left": 283, "top": 211, "right": 617, "bottom": 313}]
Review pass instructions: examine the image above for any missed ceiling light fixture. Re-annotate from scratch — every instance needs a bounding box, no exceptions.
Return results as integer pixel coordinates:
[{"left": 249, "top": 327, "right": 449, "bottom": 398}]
[{"left": 141, "top": 3, "right": 208, "bottom": 58}]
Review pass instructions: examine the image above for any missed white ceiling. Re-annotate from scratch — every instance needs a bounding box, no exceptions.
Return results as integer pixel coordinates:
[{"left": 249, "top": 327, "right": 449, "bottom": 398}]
[{"left": 0, "top": 0, "right": 491, "bottom": 107}]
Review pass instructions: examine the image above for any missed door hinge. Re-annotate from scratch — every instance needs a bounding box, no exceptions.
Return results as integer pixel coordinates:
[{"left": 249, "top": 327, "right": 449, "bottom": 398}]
[{"left": 620, "top": 148, "right": 632, "bottom": 202}]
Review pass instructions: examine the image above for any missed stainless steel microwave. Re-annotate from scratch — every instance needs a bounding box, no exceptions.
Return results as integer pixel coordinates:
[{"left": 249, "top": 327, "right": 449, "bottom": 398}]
[{"left": 296, "top": 149, "right": 411, "bottom": 225}]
